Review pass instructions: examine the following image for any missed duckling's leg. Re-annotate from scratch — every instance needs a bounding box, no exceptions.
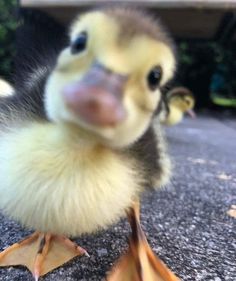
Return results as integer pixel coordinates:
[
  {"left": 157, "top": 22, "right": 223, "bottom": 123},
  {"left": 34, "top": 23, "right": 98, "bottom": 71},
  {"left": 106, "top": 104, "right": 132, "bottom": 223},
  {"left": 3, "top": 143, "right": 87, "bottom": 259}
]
[
  {"left": 0, "top": 232, "right": 88, "bottom": 280},
  {"left": 107, "top": 201, "right": 180, "bottom": 281}
]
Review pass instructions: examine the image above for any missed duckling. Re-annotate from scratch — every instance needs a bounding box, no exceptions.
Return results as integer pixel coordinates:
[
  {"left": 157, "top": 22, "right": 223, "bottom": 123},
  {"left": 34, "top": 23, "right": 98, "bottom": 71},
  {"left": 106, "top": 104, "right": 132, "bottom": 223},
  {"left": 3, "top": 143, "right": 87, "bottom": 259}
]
[
  {"left": 160, "top": 86, "right": 195, "bottom": 126},
  {"left": 0, "top": 78, "right": 14, "bottom": 97},
  {"left": 0, "top": 7, "right": 179, "bottom": 281}
]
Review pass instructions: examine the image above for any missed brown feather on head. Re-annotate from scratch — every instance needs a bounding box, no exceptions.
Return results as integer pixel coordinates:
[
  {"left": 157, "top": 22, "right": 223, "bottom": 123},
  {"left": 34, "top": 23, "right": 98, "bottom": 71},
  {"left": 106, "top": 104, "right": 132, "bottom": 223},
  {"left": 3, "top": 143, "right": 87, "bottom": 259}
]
[
  {"left": 102, "top": 7, "right": 176, "bottom": 52},
  {"left": 45, "top": 7, "right": 177, "bottom": 147}
]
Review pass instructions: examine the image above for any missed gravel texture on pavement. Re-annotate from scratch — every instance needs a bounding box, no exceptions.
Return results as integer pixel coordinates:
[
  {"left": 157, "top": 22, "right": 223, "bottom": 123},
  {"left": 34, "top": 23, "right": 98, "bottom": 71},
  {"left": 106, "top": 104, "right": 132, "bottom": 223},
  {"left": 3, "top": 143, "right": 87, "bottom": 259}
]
[{"left": 0, "top": 116, "right": 235, "bottom": 281}]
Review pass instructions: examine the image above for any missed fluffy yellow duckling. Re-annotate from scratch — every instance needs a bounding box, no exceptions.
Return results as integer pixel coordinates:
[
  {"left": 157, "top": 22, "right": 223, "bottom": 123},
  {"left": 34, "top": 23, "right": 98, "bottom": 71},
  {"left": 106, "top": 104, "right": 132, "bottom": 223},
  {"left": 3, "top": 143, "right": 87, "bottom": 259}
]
[
  {"left": 0, "top": 7, "right": 179, "bottom": 281},
  {"left": 160, "top": 86, "right": 195, "bottom": 126}
]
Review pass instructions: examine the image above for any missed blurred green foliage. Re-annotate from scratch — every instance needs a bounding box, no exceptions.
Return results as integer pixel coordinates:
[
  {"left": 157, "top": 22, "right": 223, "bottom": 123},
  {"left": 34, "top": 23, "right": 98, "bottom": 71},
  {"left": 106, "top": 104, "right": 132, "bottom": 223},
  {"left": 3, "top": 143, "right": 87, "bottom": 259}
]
[
  {"left": 0, "top": 0, "right": 18, "bottom": 80},
  {"left": 0, "top": 2, "right": 235, "bottom": 108},
  {"left": 210, "top": 43, "right": 236, "bottom": 97},
  {"left": 177, "top": 40, "right": 236, "bottom": 108},
  {"left": 177, "top": 41, "right": 216, "bottom": 107}
]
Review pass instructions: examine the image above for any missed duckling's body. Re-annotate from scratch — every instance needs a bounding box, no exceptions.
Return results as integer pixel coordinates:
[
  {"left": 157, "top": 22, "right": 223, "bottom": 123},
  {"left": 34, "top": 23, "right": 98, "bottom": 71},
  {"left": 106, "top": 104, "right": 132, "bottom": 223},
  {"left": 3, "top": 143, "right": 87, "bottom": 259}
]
[
  {"left": 164, "top": 103, "right": 185, "bottom": 125},
  {"left": 0, "top": 108, "right": 169, "bottom": 237},
  {"left": 0, "top": 122, "right": 141, "bottom": 236},
  {"left": 0, "top": 7, "right": 177, "bottom": 280}
]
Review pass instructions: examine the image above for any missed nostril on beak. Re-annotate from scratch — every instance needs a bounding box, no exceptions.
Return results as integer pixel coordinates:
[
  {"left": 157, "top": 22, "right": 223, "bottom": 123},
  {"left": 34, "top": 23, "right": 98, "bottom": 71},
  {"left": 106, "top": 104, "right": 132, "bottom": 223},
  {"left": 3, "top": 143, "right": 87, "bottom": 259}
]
[
  {"left": 84, "top": 96, "right": 108, "bottom": 116},
  {"left": 62, "top": 61, "right": 129, "bottom": 126},
  {"left": 86, "top": 99, "right": 100, "bottom": 112}
]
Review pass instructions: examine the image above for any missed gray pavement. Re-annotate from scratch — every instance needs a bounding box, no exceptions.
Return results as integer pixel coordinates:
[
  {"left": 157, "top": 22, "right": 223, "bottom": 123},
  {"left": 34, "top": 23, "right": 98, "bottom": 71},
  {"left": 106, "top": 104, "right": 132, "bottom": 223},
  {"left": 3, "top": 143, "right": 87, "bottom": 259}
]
[{"left": 0, "top": 116, "right": 235, "bottom": 281}]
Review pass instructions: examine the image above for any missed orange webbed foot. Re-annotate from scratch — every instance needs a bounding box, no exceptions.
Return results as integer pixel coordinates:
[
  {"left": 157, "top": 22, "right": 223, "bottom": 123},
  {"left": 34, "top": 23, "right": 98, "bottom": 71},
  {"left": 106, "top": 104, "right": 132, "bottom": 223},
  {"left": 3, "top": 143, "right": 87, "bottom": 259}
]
[
  {"left": 0, "top": 232, "right": 89, "bottom": 280},
  {"left": 107, "top": 202, "right": 180, "bottom": 281}
]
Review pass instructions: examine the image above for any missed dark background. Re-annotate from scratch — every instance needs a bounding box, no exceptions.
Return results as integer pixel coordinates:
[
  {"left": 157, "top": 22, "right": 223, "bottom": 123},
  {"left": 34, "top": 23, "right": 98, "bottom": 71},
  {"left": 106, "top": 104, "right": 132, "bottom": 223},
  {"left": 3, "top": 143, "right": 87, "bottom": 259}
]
[{"left": 1, "top": 0, "right": 236, "bottom": 110}]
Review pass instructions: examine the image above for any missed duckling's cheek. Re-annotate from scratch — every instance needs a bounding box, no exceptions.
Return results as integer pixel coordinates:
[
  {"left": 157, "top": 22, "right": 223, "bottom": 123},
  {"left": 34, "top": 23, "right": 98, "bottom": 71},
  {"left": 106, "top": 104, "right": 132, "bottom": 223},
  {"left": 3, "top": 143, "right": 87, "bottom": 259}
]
[
  {"left": 56, "top": 48, "right": 91, "bottom": 74},
  {"left": 44, "top": 70, "right": 85, "bottom": 123},
  {"left": 108, "top": 88, "right": 161, "bottom": 146},
  {"left": 153, "top": 89, "right": 162, "bottom": 108},
  {"left": 104, "top": 85, "right": 161, "bottom": 146},
  {"left": 127, "top": 80, "right": 161, "bottom": 114},
  {"left": 98, "top": 97, "right": 153, "bottom": 148},
  {"left": 44, "top": 74, "right": 65, "bottom": 122}
]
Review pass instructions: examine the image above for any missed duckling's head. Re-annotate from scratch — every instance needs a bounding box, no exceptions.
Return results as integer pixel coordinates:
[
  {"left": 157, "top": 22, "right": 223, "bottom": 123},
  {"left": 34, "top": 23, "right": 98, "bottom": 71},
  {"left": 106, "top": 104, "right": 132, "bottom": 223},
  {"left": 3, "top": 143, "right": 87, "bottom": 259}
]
[
  {"left": 167, "top": 87, "right": 195, "bottom": 114},
  {"left": 45, "top": 7, "right": 176, "bottom": 147}
]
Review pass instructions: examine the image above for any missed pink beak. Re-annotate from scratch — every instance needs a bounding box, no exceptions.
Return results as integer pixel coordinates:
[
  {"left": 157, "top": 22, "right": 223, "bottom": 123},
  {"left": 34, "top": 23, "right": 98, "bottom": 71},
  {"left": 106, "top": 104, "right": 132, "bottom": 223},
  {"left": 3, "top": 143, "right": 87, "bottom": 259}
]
[
  {"left": 186, "top": 109, "right": 196, "bottom": 118},
  {"left": 62, "top": 63, "right": 128, "bottom": 127}
]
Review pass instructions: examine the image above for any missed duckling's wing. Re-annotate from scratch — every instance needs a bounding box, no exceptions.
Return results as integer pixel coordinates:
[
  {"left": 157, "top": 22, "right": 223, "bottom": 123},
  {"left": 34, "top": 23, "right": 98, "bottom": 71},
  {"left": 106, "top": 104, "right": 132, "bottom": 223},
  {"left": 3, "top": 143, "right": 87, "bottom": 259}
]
[
  {"left": 14, "top": 9, "right": 67, "bottom": 96},
  {"left": 128, "top": 124, "right": 171, "bottom": 190},
  {"left": 0, "top": 10, "right": 67, "bottom": 126}
]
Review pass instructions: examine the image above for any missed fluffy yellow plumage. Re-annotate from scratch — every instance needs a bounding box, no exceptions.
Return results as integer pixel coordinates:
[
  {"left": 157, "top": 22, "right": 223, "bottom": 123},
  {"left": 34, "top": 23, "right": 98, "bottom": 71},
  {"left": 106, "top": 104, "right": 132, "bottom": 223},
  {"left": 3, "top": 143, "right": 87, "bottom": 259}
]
[
  {"left": 0, "top": 7, "right": 179, "bottom": 281},
  {"left": 0, "top": 123, "right": 142, "bottom": 236},
  {"left": 160, "top": 87, "right": 195, "bottom": 126}
]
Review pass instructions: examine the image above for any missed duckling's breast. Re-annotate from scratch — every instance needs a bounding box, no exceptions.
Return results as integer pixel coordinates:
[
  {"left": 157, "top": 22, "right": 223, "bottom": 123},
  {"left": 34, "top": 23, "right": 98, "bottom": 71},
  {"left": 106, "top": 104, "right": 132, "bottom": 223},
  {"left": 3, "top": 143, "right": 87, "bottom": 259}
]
[
  {"left": 165, "top": 105, "right": 183, "bottom": 126},
  {"left": 0, "top": 123, "right": 142, "bottom": 236}
]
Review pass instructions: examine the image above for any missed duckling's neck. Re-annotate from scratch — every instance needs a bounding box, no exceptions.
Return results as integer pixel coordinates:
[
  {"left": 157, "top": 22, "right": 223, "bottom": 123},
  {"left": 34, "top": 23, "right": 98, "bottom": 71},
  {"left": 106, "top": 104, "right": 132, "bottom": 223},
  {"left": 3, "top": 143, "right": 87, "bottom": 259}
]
[{"left": 57, "top": 122, "right": 99, "bottom": 150}]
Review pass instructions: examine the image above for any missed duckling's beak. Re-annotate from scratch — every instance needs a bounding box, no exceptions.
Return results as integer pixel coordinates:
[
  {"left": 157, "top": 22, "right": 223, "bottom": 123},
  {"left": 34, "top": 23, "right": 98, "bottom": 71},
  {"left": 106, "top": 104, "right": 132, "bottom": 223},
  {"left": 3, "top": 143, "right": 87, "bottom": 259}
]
[
  {"left": 186, "top": 109, "right": 196, "bottom": 118},
  {"left": 63, "top": 63, "right": 128, "bottom": 127}
]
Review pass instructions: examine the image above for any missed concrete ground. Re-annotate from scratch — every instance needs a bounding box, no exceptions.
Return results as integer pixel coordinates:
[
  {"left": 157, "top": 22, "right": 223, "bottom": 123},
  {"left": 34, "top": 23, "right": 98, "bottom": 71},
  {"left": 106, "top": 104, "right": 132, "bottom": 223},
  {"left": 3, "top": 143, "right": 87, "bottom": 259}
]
[{"left": 0, "top": 115, "right": 235, "bottom": 281}]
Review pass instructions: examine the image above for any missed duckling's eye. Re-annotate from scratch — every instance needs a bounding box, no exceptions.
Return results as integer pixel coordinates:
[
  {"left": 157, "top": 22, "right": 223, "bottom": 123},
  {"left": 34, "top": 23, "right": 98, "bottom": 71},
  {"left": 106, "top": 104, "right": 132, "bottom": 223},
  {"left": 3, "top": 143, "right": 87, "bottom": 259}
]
[
  {"left": 147, "top": 66, "right": 162, "bottom": 91},
  {"left": 71, "top": 32, "right": 87, "bottom": 54}
]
